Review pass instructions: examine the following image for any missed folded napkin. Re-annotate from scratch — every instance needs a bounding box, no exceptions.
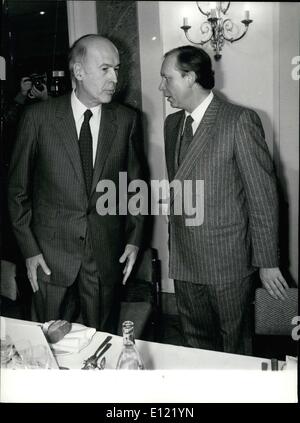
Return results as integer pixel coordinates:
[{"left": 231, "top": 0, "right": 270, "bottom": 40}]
[{"left": 43, "top": 322, "right": 96, "bottom": 355}]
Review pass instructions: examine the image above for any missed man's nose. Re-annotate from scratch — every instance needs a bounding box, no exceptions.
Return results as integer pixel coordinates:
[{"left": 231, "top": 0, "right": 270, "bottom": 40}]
[
  {"left": 110, "top": 69, "right": 118, "bottom": 83},
  {"left": 159, "top": 80, "right": 165, "bottom": 91}
]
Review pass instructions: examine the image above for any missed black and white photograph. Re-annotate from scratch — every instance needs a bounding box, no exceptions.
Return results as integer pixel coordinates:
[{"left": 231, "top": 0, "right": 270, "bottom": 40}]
[{"left": 0, "top": 0, "right": 298, "bottom": 404}]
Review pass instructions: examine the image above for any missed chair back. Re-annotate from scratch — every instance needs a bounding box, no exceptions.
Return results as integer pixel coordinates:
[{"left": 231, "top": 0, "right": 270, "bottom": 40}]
[
  {"left": 117, "top": 248, "right": 161, "bottom": 340},
  {"left": 254, "top": 288, "right": 298, "bottom": 335}
]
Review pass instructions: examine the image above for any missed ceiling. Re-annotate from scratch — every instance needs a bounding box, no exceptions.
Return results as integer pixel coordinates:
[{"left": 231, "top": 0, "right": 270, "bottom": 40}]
[
  {"left": 6, "top": 0, "right": 60, "bottom": 17},
  {"left": 3, "top": 0, "right": 69, "bottom": 76}
]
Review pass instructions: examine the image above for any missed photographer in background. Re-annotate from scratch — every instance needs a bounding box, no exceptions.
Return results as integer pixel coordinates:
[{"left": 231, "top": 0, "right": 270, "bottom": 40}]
[
  {"left": 19, "top": 73, "right": 48, "bottom": 102},
  {"left": 7, "top": 72, "right": 48, "bottom": 131},
  {"left": 4, "top": 71, "right": 48, "bottom": 167},
  {"left": 1, "top": 70, "right": 48, "bottom": 319}
]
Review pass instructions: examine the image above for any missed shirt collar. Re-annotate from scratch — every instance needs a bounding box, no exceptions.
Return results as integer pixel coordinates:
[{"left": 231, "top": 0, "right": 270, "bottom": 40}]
[
  {"left": 185, "top": 91, "right": 214, "bottom": 122},
  {"left": 71, "top": 90, "right": 101, "bottom": 122}
]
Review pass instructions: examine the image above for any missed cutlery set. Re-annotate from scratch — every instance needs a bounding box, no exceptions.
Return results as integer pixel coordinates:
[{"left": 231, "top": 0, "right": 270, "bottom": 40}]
[{"left": 81, "top": 335, "right": 112, "bottom": 370}]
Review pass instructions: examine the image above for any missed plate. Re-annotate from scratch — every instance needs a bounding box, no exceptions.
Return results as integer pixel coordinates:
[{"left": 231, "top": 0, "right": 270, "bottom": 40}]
[{"left": 51, "top": 347, "right": 74, "bottom": 357}]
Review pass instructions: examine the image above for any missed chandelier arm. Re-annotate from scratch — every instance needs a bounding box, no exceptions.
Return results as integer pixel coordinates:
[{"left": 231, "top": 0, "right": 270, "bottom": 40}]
[
  {"left": 223, "top": 23, "right": 250, "bottom": 43},
  {"left": 183, "top": 29, "right": 212, "bottom": 46},
  {"left": 220, "top": 1, "right": 230, "bottom": 15},
  {"left": 196, "top": 1, "right": 210, "bottom": 17}
]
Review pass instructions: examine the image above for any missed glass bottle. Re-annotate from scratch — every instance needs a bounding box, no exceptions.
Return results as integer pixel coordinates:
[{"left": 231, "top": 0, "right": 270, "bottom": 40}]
[
  {"left": 50, "top": 70, "right": 66, "bottom": 97},
  {"left": 116, "top": 321, "right": 144, "bottom": 370}
]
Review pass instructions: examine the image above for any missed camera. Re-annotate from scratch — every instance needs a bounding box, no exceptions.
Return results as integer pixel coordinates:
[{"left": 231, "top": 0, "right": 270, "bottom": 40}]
[{"left": 30, "top": 74, "right": 46, "bottom": 92}]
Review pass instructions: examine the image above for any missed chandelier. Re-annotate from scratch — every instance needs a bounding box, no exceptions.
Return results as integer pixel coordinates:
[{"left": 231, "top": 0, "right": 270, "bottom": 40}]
[{"left": 180, "top": 2, "right": 253, "bottom": 61}]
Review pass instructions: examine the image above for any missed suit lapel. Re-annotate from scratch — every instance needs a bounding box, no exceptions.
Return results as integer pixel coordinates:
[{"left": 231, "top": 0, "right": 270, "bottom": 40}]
[
  {"left": 90, "top": 103, "right": 117, "bottom": 195},
  {"left": 55, "top": 94, "right": 86, "bottom": 187},
  {"left": 171, "top": 95, "right": 221, "bottom": 205}
]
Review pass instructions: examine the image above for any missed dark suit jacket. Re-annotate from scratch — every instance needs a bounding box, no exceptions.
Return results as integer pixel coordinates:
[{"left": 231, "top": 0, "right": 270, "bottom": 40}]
[
  {"left": 8, "top": 93, "right": 145, "bottom": 288},
  {"left": 164, "top": 94, "right": 279, "bottom": 285}
]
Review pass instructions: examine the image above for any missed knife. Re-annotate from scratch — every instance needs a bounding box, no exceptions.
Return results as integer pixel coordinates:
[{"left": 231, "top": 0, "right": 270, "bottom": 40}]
[
  {"left": 96, "top": 343, "right": 111, "bottom": 361},
  {"left": 94, "top": 335, "right": 112, "bottom": 357}
]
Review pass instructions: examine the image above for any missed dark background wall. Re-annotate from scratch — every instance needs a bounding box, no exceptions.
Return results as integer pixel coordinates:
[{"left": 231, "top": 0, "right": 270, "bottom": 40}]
[
  {"left": 2, "top": 0, "right": 70, "bottom": 98},
  {"left": 96, "top": 0, "right": 142, "bottom": 111}
]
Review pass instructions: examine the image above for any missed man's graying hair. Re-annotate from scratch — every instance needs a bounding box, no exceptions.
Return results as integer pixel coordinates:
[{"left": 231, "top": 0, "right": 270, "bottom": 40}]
[
  {"left": 68, "top": 34, "right": 104, "bottom": 77},
  {"left": 164, "top": 45, "right": 215, "bottom": 90}
]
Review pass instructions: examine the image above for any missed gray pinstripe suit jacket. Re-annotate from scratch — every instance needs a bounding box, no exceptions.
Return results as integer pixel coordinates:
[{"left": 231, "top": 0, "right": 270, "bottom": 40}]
[
  {"left": 8, "top": 93, "right": 145, "bottom": 288},
  {"left": 164, "top": 94, "right": 279, "bottom": 285}
]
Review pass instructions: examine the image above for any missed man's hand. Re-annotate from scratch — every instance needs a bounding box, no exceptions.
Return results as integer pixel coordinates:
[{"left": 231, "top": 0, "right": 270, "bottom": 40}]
[
  {"left": 259, "top": 267, "right": 289, "bottom": 300},
  {"left": 20, "top": 77, "right": 32, "bottom": 97},
  {"left": 119, "top": 244, "right": 139, "bottom": 285},
  {"left": 29, "top": 84, "right": 48, "bottom": 101},
  {"left": 26, "top": 254, "right": 51, "bottom": 293}
]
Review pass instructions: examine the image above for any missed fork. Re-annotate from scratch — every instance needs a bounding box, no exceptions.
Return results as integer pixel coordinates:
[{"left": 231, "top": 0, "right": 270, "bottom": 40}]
[
  {"left": 82, "top": 336, "right": 112, "bottom": 369},
  {"left": 98, "top": 356, "right": 106, "bottom": 370}
]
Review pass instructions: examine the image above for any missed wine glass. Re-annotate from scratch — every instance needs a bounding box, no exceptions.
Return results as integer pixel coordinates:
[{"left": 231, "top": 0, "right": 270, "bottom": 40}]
[
  {"left": 29, "top": 345, "right": 52, "bottom": 369},
  {"left": 12, "top": 341, "right": 52, "bottom": 369},
  {"left": 12, "top": 339, "right": 33, "bottom": 369},
  {"left": 0, "top": 335, "right": 14, "bottom": 368}
]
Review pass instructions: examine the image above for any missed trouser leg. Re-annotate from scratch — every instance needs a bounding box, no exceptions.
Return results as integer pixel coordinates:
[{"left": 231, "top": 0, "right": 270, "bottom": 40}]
[
  {"left": 31, "top": 279, "right": 71, "bottom": 323},
  {"left": 174, "top": 279, "right": 221, "bottom": 351},
  {"left": 76, "top": 234, "right": 120, "bottom": 332},
  {"left": 210, "top": 275, "right": 254, "bottom": 355},
  {"left": 174, "top": 275, "right": 254, "bottom": 354},
  {"left": 32, "top": 236, "right": 121, "bottom": 331}
]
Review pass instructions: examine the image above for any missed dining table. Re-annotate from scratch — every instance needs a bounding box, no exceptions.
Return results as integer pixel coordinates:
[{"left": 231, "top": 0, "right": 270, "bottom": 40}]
[{"left": 0, "top": 316, "right": 297, "bottom": 403}]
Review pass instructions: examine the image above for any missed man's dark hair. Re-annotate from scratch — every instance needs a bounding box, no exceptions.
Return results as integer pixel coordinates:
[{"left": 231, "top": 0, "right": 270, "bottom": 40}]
[{"left": 164, "top": 45, "right": 215, "bottom": 89}]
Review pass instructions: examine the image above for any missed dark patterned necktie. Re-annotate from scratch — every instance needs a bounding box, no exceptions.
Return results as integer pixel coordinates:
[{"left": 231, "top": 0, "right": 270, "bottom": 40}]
[
  {"left": 79, "top": 109, "right": 93, "bottom": 194},
  {"left": 178, "top": 115, "right": 194, "bottom": 165}
]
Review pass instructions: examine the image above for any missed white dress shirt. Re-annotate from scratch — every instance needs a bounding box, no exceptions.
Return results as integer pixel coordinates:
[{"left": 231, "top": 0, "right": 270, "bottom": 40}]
[
  {"left": 71, "top": 90, "right": 102, "bottom": 166},
  {"left": 184, "top": 91, "right": 214, "bottom": 135}
]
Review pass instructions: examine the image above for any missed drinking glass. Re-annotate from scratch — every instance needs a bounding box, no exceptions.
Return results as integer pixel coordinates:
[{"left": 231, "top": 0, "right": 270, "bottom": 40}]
[
  {"left": 12, "top": 341, "right": 52, "bottom": 369},
  {"left": 0, "top": 335, "right": 14, "bottom": 367},
  {"left": 11, "top": 339, "right": 32, "bottom": 368},
  {"left": 29, "top": 345, "right": 52, "bottom": 369}
]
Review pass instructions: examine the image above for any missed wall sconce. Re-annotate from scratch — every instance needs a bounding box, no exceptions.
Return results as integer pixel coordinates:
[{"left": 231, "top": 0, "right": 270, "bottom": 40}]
[{"left": 180, "top": 2, "right": 253, "bottom": 61}]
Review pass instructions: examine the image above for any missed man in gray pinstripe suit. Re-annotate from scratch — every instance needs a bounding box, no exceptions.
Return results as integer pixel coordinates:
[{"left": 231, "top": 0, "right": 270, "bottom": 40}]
[
  {"left": 8, "top": 35, "right": 145, "bottom": 332},
  {"left": 159, "top": 46, "right": 288, "bottom": 354}
]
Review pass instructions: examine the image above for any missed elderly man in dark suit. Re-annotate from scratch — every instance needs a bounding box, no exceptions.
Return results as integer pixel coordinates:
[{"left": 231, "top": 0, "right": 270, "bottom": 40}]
[
  {"left": 8, "top": 35, "right": 145, "bottom": 332},
  {"left": 159, "top": 45, "right": 288, "bottom": 354}
]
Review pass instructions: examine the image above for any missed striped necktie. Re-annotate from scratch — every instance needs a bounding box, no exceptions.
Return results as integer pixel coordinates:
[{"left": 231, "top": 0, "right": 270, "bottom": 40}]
[
  {"left": 79, "top": 109, "right": 93, "bottom": 194},
  {"left": 178, "top": 115, "right": 194, "bottom": 165}
]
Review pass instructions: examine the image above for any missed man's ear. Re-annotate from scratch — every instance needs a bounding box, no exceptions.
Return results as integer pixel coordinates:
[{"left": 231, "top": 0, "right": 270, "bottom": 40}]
[
  {"left": 186, "top": 71, "right": 196, "bottom": 87},
  {"left": 73, "top": 62, "right": 84, "bottom": 80}
]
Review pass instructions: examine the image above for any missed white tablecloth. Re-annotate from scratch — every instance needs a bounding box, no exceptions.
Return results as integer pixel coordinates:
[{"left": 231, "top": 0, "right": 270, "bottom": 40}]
[
  {"left": 1, "top": 317, "right": 297, "bottom": 403},
  {"left": 2, "top": 317, "right": 283, "bottom": 370}
]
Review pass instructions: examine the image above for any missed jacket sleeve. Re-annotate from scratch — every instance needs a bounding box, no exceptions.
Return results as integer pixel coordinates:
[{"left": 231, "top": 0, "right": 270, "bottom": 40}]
[
  {"left": 234, "top": 108, "right": 279, "bottom": 268},
  {"left": 7, "top": 106, "right": 42, "bottom": 259}
]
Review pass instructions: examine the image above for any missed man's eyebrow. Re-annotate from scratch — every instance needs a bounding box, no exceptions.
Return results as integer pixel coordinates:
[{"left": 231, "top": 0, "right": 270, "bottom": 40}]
[{"left": 99, "top": 62, "right": 120, "bottom": 67}]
